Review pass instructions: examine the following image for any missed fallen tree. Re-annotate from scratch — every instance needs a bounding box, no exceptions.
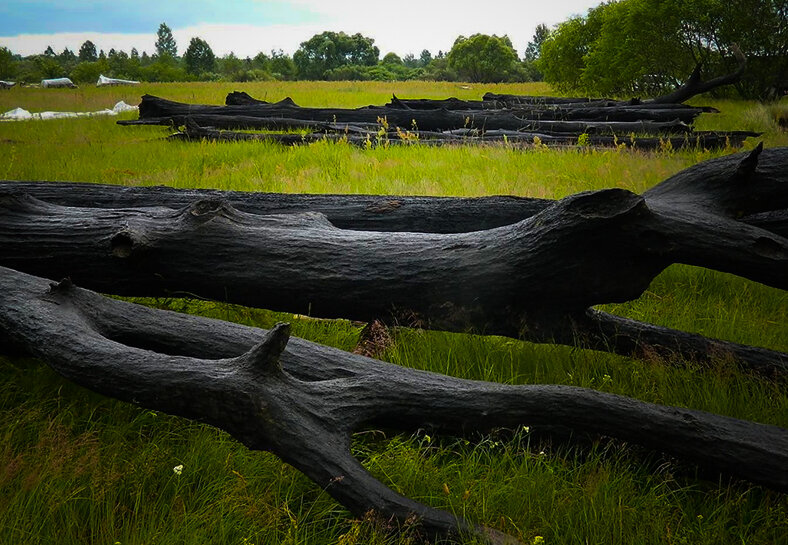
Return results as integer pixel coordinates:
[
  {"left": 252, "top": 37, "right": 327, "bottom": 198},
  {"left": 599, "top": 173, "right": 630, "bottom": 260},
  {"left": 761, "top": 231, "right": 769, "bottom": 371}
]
[
  {"left": 1, "top": 146, "right": 786, "bottom": 375},
  {"left": 166, "top": 122, "right": 757, "bottom": 151},
  {"left": 119, "top": 113, "right": 697, "bottom": 136},
  {"left": 1, "top": 266, "right": 786, "bottom": 544},
  {"left": 134, "top": 94, "right": 709, "bottom": 127}
]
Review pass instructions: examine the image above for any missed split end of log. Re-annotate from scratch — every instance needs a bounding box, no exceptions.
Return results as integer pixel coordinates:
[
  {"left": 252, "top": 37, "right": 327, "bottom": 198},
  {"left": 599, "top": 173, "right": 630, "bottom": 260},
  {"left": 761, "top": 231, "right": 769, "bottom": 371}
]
[{"left": 235, "top": 322, "right": 291, "bottom": 374}]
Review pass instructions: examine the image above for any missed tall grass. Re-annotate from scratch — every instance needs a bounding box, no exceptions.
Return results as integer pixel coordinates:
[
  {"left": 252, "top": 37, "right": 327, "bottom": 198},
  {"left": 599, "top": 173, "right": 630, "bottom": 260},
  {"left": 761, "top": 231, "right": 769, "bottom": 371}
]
[{"left": 0, "top": 82, "right": 786, "bottom": 544}]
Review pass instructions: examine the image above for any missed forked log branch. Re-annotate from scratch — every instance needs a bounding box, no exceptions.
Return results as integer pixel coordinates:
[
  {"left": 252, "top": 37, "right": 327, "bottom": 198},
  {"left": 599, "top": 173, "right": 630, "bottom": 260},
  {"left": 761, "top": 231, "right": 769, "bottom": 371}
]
[
  {"left": 1, "top": 147, "right": 786, "bottom": 375},
  {"left": 1, "top": 267, "right": 787, "bottom": 544}
]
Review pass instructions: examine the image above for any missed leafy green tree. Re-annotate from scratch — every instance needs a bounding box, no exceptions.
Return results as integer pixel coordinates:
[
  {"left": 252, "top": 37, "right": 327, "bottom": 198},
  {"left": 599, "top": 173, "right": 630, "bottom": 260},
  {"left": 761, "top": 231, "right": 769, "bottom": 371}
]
[
  {"left": 448, "top": 34, "right": 520, "bottom": 83},
  {"left": 78, "top": 40, "right": 97, "bottom": 62},
  {"left": 269, "top": 50, "right": 296, "bottom": 80},
  {"left": 107, "top": 49, "right": 130, "bottom": 77},
  {"left": 34, "top": 55, "right": 63, "bottom": 78},
  {"left": 0, "top": 47, "right": 17, "bottom": 79},
  {"left": 293, "top": 31, "right": 379, "bottom": 79},
  {"left": 419, "top": 49, "right": 433, "bottom": 67},
  {"left": 183, "top": 37, "right": 216, "bottom": 75},
  {"left": 524, "top": 24, "right": 550, "bottom": 62},
  {"left": 218, "top": 52, "right": 244, "bottom": 80},
  {"left": 382, "top": 52, "right": 403, "bottom": 65},
  {"left": 539, "top": 0, "right": 788, "bottom": 99},
  {"left": 44, "top": 46, "right": 55, "bottom": 57},
  {"left": 155, "top": 22, "right": 177, "bottom": 58}
]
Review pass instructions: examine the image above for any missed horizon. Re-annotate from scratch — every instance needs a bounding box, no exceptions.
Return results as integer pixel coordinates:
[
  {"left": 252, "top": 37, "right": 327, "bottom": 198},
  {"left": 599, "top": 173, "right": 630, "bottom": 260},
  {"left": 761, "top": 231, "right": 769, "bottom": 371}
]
[{"left": 0, "top": 0, "right": 602, "bottom": 59}]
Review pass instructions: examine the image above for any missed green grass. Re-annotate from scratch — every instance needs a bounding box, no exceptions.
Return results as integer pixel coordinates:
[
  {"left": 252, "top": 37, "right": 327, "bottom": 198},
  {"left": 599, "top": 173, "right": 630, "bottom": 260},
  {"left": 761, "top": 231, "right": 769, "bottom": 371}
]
[{"left": 0, "top": 82, "right": 786, "bottom": 544}]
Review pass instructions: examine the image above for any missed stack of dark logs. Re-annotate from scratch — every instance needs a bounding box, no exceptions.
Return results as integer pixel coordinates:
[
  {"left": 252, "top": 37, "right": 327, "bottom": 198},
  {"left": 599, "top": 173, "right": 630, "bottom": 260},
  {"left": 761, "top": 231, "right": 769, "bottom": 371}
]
[
  {"left": 118, "top": 52, "right": 760, "bottom": 150},
  {"left": 1, "top": 144, "right": 787, "bottom": 544}
]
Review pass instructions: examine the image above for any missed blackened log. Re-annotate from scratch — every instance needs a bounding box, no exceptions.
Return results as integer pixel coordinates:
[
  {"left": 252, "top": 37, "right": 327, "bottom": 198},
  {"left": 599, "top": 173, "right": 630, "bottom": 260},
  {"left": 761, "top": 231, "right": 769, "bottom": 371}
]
[
  {"left": 135, "top": 95, "right": 707, "bottom": 128},
  {"left": 121, "top": 112, "right": 695, "bottom": 136},
  {"left": 0, "top": 180, "right": 553, "bottom": 233},
  {"left": 649, "top": 45, "right": 747, "bottom": 104},
  {"left": 171, "top": 122, "right": 755, "bottom": 150},
  {"left": 1, "top": 148, "right": 786, "bottom": 375},
  {"left": 4, "top": 173, "right": 784, "bottom": 239},
  {"left": 118, "top": 114, "right": 380, "bottom": 134},
  {"left": 225, "top": 91, "right": 299, "bottom": 107},
  {"left": 1, "top": 267, "right": 787, "bottom": 545}
]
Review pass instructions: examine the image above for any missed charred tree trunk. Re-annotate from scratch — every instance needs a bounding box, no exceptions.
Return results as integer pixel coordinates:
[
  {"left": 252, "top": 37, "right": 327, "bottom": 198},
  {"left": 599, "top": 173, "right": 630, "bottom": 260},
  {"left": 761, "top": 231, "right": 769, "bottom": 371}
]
[
  {"left": 1, "top": 267, "right": 787, "bottom": 544},
  {"left": 649, "top": 44, "right": 748, "bottom": 104},
  {"left": 120, "top": 113, "right": 699, "bottom": 136},
  {"left": 1, "top": 147, "right": 786, "bottom": 375},
  {"left": 133, "top": 94, "right": 709, "bottom": 128},
  {"left": 167, "top": 122, "right": 756, "bottom": 150}
]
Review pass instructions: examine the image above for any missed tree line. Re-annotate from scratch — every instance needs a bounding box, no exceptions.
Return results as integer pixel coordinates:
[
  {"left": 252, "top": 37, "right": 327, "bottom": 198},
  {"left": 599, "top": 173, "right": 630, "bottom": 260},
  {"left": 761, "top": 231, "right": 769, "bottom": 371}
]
[
  {"left": 1, "top": 1, "right": 784, "bottom": 100},
  {"left": 0, "top": 23, "right": 544, "bottom": 86}
]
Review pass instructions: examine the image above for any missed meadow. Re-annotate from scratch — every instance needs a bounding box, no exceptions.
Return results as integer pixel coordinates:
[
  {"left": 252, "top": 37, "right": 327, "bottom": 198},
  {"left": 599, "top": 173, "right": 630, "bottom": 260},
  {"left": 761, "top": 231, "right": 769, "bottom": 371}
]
[{"left": 0, "top": 81, "right": 786, "bottom": 545}]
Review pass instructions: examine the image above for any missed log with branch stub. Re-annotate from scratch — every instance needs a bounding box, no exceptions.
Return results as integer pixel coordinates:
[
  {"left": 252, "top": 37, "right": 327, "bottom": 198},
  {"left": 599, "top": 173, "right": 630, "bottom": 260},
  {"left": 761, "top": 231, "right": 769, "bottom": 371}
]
[
  {"left": 1, "top": 266, "right": 787, "bottom": 544},
  {"left": 1, "top": 146, "right": 786, "bottom": 376}
]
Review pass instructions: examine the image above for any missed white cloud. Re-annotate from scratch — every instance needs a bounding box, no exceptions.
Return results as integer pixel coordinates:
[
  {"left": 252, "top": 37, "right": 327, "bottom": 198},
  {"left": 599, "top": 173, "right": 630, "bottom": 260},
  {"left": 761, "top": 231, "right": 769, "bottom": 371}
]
[{"left": 0, "top": 1, "right": 601, "bottom": 58}]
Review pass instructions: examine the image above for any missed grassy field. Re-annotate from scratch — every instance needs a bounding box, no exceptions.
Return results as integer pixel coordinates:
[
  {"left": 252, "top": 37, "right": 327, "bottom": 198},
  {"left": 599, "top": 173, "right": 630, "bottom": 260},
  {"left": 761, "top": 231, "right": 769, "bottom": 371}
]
[{"left": 0, "top": 82, "right": 786, "bottom": 545}]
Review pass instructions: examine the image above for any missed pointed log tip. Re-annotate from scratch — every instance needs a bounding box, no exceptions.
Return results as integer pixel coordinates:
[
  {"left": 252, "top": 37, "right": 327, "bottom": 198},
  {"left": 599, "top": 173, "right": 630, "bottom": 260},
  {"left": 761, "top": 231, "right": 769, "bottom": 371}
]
[
  {"left": 735, "top": 142, "right": 764, "bottom": 180},
  {"left": 241, "top": 322, "right": 291, "bottom": 373}
]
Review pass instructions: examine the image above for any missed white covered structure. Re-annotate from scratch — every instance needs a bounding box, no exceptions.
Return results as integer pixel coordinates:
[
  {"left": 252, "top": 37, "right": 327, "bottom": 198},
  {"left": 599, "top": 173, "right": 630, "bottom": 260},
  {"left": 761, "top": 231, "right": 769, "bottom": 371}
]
[
  {"left": 0, "top": 101, "right": 138, "bottom": 121},
  {"left": 41, "top": 77, "right": 77, "bottom": 88},
  {"left": 0, "top": 81, "right": 15, "bottom": 89},
  {"left": 97, "top": 74, "right": 140, "bottom": 87}
]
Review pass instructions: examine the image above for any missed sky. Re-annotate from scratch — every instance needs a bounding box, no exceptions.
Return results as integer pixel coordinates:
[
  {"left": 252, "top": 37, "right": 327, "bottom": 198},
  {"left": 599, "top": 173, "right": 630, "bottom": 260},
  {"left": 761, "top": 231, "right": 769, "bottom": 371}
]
[{"left": 0, "top": 0, "right": 603, "bottom": 59}]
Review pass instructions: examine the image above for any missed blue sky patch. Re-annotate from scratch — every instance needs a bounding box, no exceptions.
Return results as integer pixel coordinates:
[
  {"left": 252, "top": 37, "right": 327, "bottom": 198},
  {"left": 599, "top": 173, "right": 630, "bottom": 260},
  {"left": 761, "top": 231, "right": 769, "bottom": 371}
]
[{"left": 0, "top": 0, "right": 320, "bottom": 35}]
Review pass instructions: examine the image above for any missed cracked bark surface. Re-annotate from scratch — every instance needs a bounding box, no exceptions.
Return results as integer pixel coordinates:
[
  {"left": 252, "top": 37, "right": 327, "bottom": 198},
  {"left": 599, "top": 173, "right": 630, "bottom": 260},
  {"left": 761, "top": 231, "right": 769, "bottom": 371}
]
[
  {"left": 1, "top": 266, "right": 786, "bottom": 544},
  {"left": 0, "top": 147, "right": 785, "bottom": 375}
]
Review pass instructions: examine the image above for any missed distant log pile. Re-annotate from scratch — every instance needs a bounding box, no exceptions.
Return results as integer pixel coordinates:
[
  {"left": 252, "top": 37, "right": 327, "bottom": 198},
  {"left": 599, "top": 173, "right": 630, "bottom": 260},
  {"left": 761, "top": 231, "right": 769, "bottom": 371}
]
[{"left": 119, "top": 54, "right": 759, "bottom": 150}]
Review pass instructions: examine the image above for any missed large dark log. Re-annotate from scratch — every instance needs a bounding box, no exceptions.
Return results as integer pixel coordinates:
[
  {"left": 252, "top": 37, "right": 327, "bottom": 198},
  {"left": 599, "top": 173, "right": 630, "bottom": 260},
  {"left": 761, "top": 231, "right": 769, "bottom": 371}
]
[
  {"left": 1, "top": 147, "right": 786, "bottom": 375},
  {"left": 168, "top": 121, "right": 755, "bottom": 151},
  {"left": 134, "top": 94, "right": 708, "bottom": 128},
  {"left": 120, "top": 112, "right": 697, "bottom": 136},
  {"left": 0, "top": 180, "right": 553, "bottom": 233},
  {"left": 2, "top": 267, "right": 786, "bottom": 544},
  {"left": 4, "top": 163, "right": 782, "bottom": 238}
]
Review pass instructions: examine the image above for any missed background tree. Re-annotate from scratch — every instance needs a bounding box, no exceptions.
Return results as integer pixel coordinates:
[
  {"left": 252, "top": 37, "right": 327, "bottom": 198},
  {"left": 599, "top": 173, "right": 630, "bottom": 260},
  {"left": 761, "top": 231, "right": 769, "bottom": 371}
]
[
  {"left": 293, "top": 31, "right": 379, "bottom": 79},
  {"left": 43, "top": 46, "right": 55, "bottom": 57},
  {"left": 183, "top": 37, "right": 216, "bottom": 76},
  {"left": 0, "top": 47, "right": 17, "bottom": 79},
  {"left": 523, "top": 23, "right": 550, "bottom": 81},
  {"left": 155, "top": 22, "right": 177, "bottom": 59},
  {"left": 78, "top": 40, "right": 97, "bottom": 62},
  {"left": 538, "top": 0, "right": 788, "bottom": 99},
  {"left": 269, "top": 50, "right": 296, "bottom": 80},
  {"left": 448, "top": 34, "right": 520, "bottom": 83}
]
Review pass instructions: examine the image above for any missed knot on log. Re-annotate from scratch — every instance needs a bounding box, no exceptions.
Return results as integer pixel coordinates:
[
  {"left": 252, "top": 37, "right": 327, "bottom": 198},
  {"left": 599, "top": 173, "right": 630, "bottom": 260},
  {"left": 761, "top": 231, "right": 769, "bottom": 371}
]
[
  {"left": 47, "top": 277, "right": 74, "bottom": 294},
  {"left": 110, "top": 230, "right": 136, "bottom": 258},
  {"left": 184, "top": 198, "right": 240, "bottom": 223},
  {"left": 564, "top": 189, "right": 647, "bottom": 221},
  {"left": 235, "top": 322, "right": 291, "bottom": 375}
]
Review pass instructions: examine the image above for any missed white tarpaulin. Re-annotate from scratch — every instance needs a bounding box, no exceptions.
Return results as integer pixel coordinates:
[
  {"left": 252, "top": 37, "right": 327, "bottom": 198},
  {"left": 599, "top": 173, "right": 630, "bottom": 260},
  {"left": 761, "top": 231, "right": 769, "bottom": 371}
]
[
  {"left": 0, "top": 81, "right": 15, "bottom": 89},
  {"left": 41, "top": 77, "right": 77, "bottom": 88},
  {"left": 0, "top": 101, "right": 138, "bottom": 121},
  {"left": 97, "top": 74, "right": 140, "bottom": 87}
]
